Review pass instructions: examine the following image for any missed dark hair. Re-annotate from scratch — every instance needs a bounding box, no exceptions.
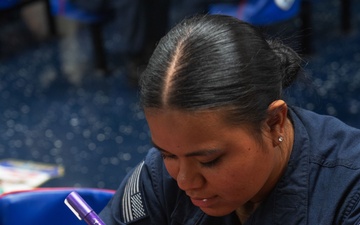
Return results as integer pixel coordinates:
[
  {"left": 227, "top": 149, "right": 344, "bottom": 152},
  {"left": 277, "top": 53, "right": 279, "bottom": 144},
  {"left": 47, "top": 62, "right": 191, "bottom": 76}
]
[{"left": 139, "top": 14, "right": 302, "bottom": 132}]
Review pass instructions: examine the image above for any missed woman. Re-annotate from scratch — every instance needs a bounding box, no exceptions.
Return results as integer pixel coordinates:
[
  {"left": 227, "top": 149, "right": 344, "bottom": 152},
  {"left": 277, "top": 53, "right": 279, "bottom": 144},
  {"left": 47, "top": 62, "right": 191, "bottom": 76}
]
[{"left": 100, "top": 15, "right": 360, "bottom": 224}]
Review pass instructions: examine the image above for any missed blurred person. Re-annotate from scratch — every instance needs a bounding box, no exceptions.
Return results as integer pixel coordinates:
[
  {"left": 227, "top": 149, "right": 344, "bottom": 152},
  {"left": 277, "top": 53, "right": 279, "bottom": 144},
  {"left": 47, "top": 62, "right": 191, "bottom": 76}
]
[{"left": 71, "top": 0, "right": 239, "bottom": 84}]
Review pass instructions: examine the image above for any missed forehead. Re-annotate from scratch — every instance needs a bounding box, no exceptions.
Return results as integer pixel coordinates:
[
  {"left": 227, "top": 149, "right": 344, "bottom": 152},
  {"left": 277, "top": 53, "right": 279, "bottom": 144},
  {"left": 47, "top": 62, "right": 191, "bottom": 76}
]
[
  {"left": 144, "top": 108, "right": 250, "bottom": 146},
  {"left": 144, "top": 107, "right": 253, "bottom": 130},
  {"left": 144, "top": 108, "right": 226, "bottom": 127}
]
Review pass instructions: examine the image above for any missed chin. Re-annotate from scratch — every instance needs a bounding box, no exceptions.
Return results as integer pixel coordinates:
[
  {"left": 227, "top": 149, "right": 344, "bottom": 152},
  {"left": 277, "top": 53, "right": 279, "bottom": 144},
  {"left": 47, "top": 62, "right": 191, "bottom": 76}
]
[{"left": 200, "top": 207, "right": 234, "bottom": 217}]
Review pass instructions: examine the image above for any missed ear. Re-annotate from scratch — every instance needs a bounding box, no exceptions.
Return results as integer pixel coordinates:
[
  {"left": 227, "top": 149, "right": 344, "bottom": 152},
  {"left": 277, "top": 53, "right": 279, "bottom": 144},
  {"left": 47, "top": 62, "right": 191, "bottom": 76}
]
[{"left": 265, "top": 100, "right": 288, "bottom": 146}]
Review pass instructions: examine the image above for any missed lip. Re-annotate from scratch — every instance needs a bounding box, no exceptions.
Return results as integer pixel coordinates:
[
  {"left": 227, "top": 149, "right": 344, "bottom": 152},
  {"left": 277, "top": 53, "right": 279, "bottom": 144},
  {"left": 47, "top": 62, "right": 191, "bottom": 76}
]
[{"left": 189, "top": 196, "right": 217, "bottom": 208}]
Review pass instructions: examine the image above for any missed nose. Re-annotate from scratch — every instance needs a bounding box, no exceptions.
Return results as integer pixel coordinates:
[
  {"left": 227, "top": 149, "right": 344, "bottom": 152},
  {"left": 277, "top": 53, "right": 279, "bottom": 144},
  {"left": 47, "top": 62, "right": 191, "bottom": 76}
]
[{"left": 176, "top": 162, "right": 205, "bottom": 191}]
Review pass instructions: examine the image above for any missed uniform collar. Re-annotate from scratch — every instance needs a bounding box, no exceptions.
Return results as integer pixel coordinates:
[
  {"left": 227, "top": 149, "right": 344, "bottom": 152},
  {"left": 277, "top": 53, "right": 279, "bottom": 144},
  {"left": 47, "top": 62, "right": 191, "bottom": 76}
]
[{"left": 171, "top": 193, "right": 205, "bottom": 224}]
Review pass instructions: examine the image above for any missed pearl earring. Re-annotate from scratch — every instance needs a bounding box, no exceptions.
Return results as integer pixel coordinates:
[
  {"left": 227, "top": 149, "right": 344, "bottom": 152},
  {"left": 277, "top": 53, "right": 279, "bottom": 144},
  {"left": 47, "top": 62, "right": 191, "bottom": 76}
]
[{"left": 278, "top": 136, "right": 284, "bottom": 142}]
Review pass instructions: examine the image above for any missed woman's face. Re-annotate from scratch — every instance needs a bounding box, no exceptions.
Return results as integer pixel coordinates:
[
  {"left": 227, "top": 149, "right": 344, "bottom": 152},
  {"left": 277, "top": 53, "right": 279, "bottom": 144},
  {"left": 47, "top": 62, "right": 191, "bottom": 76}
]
[{"left": 145, "top": 108, "right": 285, "bottom": 216}]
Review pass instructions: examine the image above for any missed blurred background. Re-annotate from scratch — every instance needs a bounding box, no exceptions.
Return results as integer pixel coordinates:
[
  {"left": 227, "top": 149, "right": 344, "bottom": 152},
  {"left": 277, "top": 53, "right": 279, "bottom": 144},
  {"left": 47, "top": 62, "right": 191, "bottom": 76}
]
[{"left": 0, "top": 0, "right": 359, "bottom": 191}]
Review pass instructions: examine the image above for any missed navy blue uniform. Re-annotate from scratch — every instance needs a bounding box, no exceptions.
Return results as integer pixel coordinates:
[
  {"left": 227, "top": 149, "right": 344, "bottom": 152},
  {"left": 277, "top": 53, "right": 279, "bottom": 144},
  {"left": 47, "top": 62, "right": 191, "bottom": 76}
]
[{"left": 100, "top": 107, "right": 360, "bottom": 224}]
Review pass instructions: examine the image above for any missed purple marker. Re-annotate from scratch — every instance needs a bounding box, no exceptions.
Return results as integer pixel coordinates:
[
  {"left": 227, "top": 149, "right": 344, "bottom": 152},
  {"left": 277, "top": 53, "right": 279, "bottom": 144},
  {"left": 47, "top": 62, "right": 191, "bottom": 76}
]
[{"left": 64, "top": 191, "right": 106, "bottom": 225}]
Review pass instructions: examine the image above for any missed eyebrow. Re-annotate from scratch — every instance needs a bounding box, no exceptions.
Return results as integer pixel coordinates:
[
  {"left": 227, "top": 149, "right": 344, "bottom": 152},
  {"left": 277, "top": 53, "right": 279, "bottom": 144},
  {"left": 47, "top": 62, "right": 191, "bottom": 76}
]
[{"left": 152, "top": 141, "right": 221, "bottom": 157}]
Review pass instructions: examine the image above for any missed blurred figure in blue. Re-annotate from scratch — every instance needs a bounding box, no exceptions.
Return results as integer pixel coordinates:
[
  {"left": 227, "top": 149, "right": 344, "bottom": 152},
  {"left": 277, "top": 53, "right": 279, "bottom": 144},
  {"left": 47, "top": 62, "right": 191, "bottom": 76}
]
[
  {"left": 209, "top": 0, "right": 302, "bottom": 26},
  {"left": 108, "top": 0, "right": 240, "bottom": 84},
  {"left": 68, "top": 0, "right": 302, "bottom": 84},
  {"left": 68, "top": 0, "right": 238, "bottom": 84}
]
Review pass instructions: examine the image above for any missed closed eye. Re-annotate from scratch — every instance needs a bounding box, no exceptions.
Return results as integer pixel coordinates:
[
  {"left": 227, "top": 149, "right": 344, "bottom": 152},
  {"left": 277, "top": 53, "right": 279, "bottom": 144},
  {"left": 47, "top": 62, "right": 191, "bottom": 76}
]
[
  {"left": 161, "top": 153, "right": 177, "bottom": 160},
  {"left": 200, "top": 157, "right": 221, "bottom": 168},
  {"left": 152, "top": 142, "right": 179, "bottom": 161},
  {"left": 152, "top": 141, "right": 223, "bottom": 166}
]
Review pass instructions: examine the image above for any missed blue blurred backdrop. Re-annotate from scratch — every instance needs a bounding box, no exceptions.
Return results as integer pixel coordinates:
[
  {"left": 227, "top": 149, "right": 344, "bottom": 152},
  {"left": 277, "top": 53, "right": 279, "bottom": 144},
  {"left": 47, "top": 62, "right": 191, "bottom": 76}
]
[{"left": 0, "top": 0, "right": 359, "bottom": 190}]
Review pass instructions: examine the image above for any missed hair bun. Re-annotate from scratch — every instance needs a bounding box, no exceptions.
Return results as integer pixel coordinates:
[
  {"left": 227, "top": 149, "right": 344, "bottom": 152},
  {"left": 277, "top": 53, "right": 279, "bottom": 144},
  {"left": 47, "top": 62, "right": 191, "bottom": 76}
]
[{"left": 267, "top": 40, "right": 302, "bottom": 88}]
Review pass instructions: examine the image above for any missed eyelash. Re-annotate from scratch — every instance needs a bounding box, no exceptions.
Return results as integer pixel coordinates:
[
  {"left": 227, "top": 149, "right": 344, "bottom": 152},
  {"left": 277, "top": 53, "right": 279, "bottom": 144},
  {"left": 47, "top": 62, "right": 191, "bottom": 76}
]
[
  {"left": 162, "top": 153, "right": 221, "bottom": 168},
  {"left": 200, "top": 157, "right": 221, "bottom": 168},
  {"left": 161, "top": 153, "right": 176, "bottom": 160}
]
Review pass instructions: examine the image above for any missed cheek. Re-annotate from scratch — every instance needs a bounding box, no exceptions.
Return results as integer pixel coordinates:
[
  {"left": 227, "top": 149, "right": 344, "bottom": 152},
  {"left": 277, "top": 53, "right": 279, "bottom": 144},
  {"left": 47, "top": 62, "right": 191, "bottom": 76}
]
[
  {"left": 207, "top": 151, "right": 273, "bottom": 193},
  {"left": 163, "top": 161, "right": 179, "bottom": 180}
]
